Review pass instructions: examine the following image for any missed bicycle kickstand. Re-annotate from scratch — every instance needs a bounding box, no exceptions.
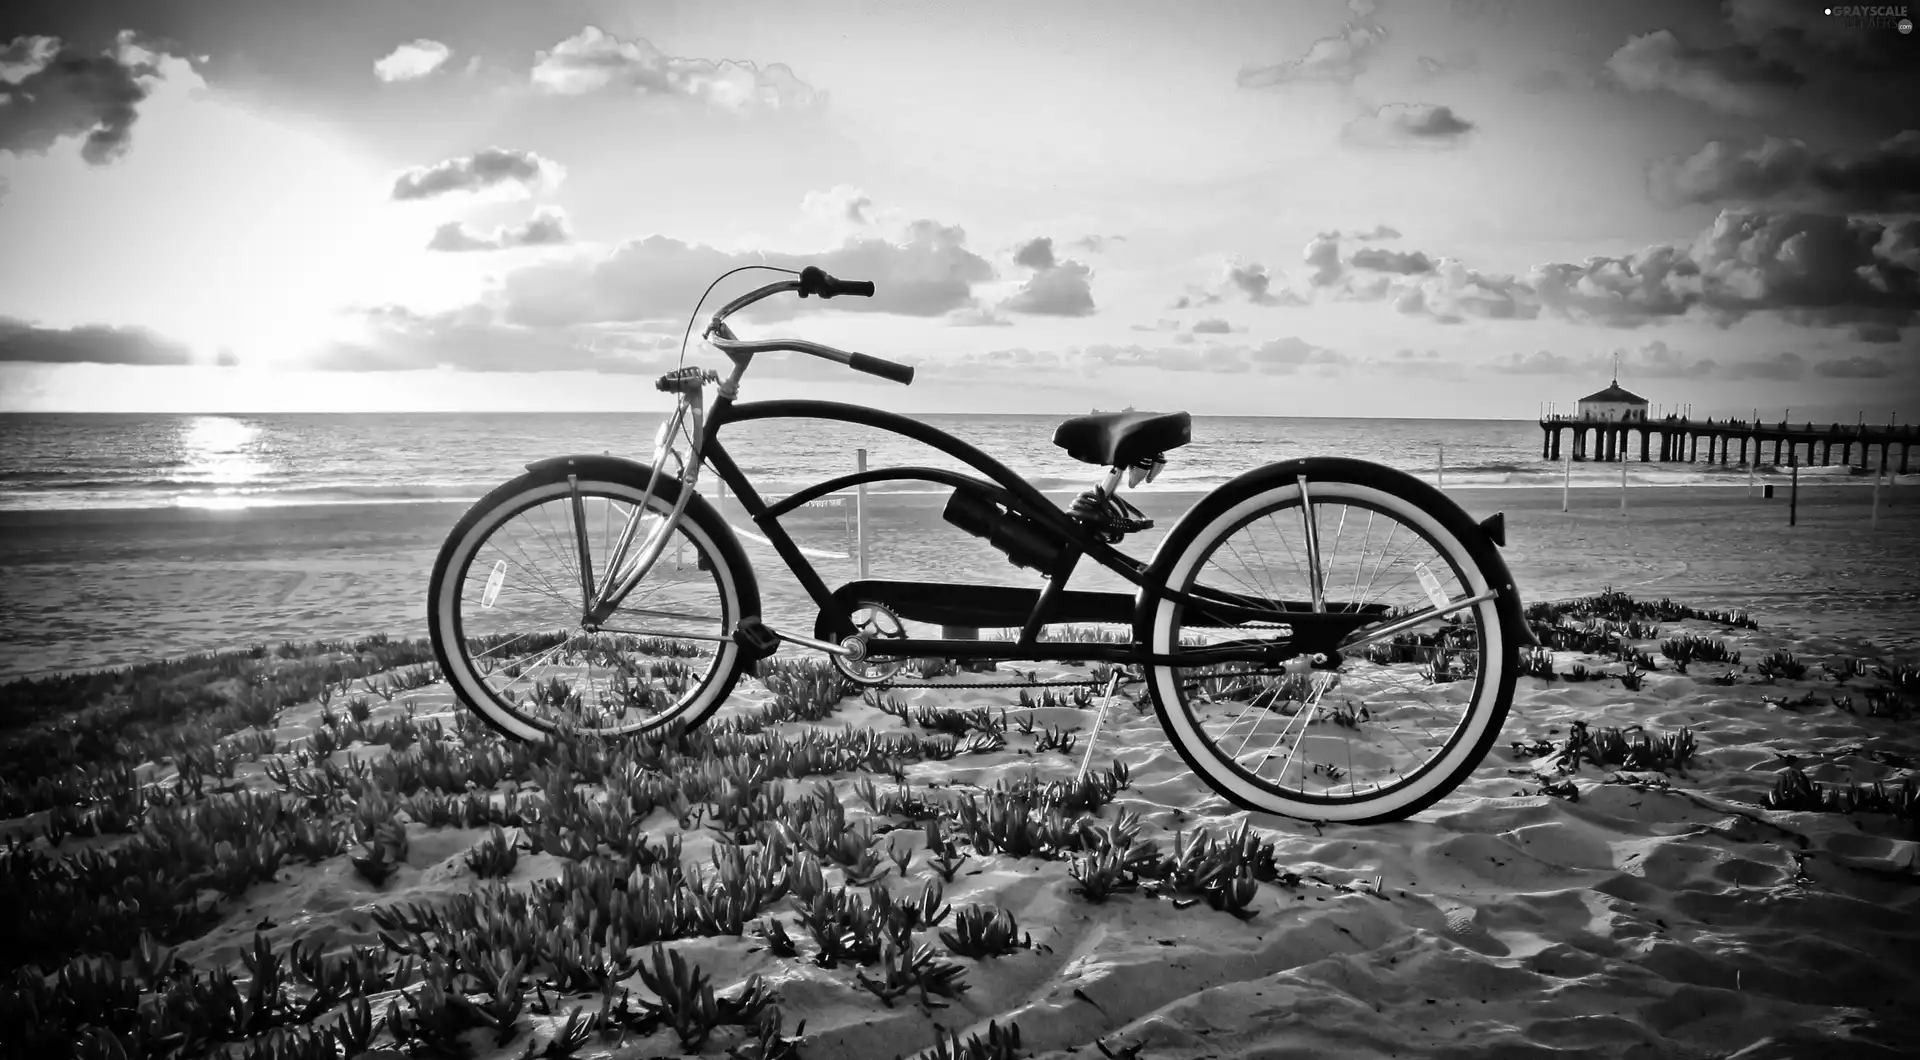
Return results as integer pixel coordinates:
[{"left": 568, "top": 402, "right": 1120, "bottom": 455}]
[{"left": 1074, "top": 668, "right": 1125, "bottom": 785}]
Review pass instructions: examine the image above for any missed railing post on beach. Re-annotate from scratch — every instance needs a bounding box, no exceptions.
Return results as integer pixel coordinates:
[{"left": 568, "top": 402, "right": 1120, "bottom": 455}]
[
  {"left": 1436, "top": 443, "right": 1444, "bottom": 491},
  {"left": 1873, "top": 446, "right": 1886, "bottom": 531},
  {"left": 1789, "top": 451, "right": 1799, "bottom": 527},
  {"left": 1562, "top": 450, "right": 1571, "bottom": 512},
  {"left": 855, "top": 449, "right": 871, "bottom": 579},
  {"left": 1620, "top": 461, "right": 1627, "bottom": 515}
]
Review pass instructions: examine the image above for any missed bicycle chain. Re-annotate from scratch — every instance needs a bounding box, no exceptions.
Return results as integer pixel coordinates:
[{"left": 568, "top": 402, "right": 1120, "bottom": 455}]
[{"left": 860, "top": 667, "right": 1300, "bottom": 693}]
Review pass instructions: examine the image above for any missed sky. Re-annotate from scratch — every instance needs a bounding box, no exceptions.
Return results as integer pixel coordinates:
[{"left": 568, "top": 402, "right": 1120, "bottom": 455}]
[{"left": 0, "top": 0, "right": 1916, "bottom": 420}]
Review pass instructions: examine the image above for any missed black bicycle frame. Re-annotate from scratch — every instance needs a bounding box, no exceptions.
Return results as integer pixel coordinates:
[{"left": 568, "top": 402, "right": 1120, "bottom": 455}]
[{"left": 693, "top": 393, "right": 1382, "bottom": 666}]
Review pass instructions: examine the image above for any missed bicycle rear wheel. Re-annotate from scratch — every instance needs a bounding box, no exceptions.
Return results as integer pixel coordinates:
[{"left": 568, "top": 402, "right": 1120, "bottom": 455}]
[
  {"left": 428, "top": 458, "right": 755, "bottom": 740},
  {"left": 1139, "top": 459, "right": 1516, "bottom": 823}
]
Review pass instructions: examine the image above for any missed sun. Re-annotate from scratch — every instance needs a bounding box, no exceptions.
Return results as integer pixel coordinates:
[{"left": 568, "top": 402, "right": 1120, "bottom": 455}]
[{"left": 0, "top": 52, "right": 485, "bottom": 367}]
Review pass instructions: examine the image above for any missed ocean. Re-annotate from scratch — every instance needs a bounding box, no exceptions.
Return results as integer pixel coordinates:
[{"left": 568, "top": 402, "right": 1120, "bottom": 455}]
[{"left": 0, "top": 412, "right": 1893, "bottom": 513}]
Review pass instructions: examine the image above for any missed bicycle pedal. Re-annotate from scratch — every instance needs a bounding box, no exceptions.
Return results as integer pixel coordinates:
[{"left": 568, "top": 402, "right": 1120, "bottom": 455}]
[{"left": 732, "top": 617, "right": 782, "bottom": 660}]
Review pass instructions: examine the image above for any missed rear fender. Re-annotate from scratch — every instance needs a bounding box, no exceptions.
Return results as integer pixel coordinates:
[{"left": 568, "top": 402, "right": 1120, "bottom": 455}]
[{"left": 1142, "top": 457, "right": 1537, "bottom": 648}]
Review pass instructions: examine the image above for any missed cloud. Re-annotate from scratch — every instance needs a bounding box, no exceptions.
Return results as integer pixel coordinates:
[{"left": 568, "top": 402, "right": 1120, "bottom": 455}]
[
  {"left": 1305, "top": 233, "right": 1344, "bottom": 287},
  {"left": 1075, "top": 235, "right": 1125, "bottom": 252},
  {"left": 1351, "top": 247, "right": 1435, "bottom": 274},
  {"left": 1850, "top": 321, "right": 1903, "bottom": 344},
  {"left": 1613, "top": 339, "right": 1719, "bottom": 379},
  {"left": 1489, "top": 350, "right": 1578, "bottom": 375},
  {"left": 1224, "top": 261, "right": 1304, "bottom": 306},
  {"left": 1647, "top": 132, "right": 1920, "bottom": 213},
  {"left": 427, "top": 207, "right": 573, "bottom": 252},
  {"left": 499, "top": 218, "right": 995, "bottom": 326},
  {"left": 1003, "top": 260, "right": 1096, "bottom": 317},
  {"left": 1078, "top": 337, "right": 1342, "bottom": 375},
  {"left": 0, "top": 316, "right": 194, "bottom": 365},
  {"left": 1814, "top": 355, "right": 1892, "bottom": 378},
  {"left": 1725, "top": 351, "right": 1805, "bottom": 380},
  {"left": 945, "top": 302, "right": 1013, "bottom": 327},
  {"left": 1342, "top": 103, "right": 1474, "bottom": 148},
  {"left": 1414, "top": 51, "right": 1479, "bottom": 81},
  {"left": 311, "top": 307, "right": 683, "bottom": 374},
  {"left": 1603, "top": 29, "right": 1800, "bottom": 116},
  {"left": 1514, "top": 68, "right": 1575, "bottom": 95},
  {"left": 374, "top": 40, "right": 452, "bottom": 83},
  {"left": 390, "top": 147, "right": 563, "bottom": 201},
  {"left": 1191, "top": 318, "right": 1232, "bottom": 334},
  {"left": 0, "top": 32, "right": 157, "bottom": 166},
  {"left": 530, "top": 27, "right": 823, "bottom": 112},
  {"left": 1349, "top": 224, "right": 1401, "bottom": 241},
  {"left": 802, "top": 184, "right": 875, "bottom": 227},
  {"left": 1719, "top": 0, "right": 1920, "bottom": 129},
  {"left": 1012, "top": 236, "right": 1057, "bottom": 270},
  {"left": 1527, "top": 210, "right": 1920, "bottom": 329},
  {"left": 1238, "top": 2, "right": 1386, "bottom": 87}
]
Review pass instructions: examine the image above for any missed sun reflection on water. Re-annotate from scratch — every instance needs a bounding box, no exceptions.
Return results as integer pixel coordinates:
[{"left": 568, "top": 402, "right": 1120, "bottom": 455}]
[{"left": 170, "top": 416, "right": 274, "bottom": 508}]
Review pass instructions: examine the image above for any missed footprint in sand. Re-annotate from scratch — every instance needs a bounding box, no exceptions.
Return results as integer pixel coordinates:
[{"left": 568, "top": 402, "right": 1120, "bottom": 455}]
[{"left": 1439, "top": 902, "right": 1510, "bottom": 956}]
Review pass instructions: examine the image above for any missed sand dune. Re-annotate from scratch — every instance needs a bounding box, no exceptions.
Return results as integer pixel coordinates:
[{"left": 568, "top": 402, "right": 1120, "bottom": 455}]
[
  {"left": 10, "top": 605, "right": 1906, "bottom": 1059},
  {"left": 4, "top": 478, "right": 1918, "bottom": 1058}
]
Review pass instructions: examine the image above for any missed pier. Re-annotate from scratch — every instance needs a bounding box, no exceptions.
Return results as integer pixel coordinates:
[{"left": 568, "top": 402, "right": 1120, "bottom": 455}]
[{"left": 1539, "top": 414, "right": 1916, "bottom": 472}]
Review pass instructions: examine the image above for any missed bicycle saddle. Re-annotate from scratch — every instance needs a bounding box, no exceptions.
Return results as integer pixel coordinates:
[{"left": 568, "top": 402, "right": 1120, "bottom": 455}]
[{"left": 1052, "top": 410, "right": 1191, "bottom": 467}]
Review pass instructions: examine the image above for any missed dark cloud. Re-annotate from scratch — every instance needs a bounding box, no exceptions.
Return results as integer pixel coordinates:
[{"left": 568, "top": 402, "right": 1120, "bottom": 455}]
[
  {"left": 1850, "top": 322, "right": 1903, "bottom": 344},
  {"left": 1725, "top": 351, "right": 1806, "bottom": 380},
  {"left": 1238, "top": 3, "right": 1385, "bottom": 87},
  {"left": 1342, "top": 103, "right": 1474, "bottom": 148},
  {"left": 1003, "top": 260, "right": 1096, "bottom": 317},
  {"left": 1603, "top": 29, "right": 1801, "bottom": 116},
  {"left": 530, "top": 27, "right": 822, "bottom": 112},
  {"left": 0, "top": 33, "right": 154, "bottom": 166},
  {"left": 427, "top": 207, "right": 573, "bottom": 252},
  {"left": 392, "top": 147, "right": 560, "bottom": 201},
  {"left": 1351, "top": 247, "right": 1435, "bottom": 274},
  {"left": 1648, "top": 132, "right": 1920, "bottom": 213},
  {"left": 1721, "top": 0, "right": 1920, "bottom": 131},
  {"left": 500, "top": 219, "right": 995, "bottom": 325},
  {"left": 0, "top": 317, "right": 193, "bottom": 365},
  {"left": 1815, "top": 355, "right": 1893, "bottom": 378},
  {"left": 1527, "top": 210, "right": 1920, "bottom": 329},
  {"left": 1012, "top": 236, "right": 1057, "bottom": 270},
  {"left": 1191, "top": 318, "right": 1232, "bottom": 334}
]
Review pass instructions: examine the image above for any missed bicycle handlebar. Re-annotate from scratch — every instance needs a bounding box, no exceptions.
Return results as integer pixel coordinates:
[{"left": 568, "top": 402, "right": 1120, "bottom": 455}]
[
  {"left": 701, "top": 265, "right": 915, "bottom": 386},
  {"left": 798, "top": 265, "right": 875, "bottom": 299}
]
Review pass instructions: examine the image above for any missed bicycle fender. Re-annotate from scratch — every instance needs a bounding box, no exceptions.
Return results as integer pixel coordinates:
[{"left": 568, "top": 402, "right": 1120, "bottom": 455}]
[
  {"left": 521, "top": 454, "right": 763, "bottom": 626},
  {"left": 1142, "top": 457, "right": 1538, "bottom": 649}
]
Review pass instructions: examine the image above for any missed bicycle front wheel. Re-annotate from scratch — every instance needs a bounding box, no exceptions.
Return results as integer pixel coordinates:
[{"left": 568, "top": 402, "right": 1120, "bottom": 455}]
[
  {"left": 1140, "top": 459, "right": 1516, "bottom": 823},
  {"left": 428, "top": 459, "right": 755, "bottom": 741}
]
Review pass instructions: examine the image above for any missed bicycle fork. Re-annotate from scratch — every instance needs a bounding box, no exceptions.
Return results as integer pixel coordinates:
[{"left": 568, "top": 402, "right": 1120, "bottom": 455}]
[{"left": 582, "top": 393, "right": 708, "bottom": 626}]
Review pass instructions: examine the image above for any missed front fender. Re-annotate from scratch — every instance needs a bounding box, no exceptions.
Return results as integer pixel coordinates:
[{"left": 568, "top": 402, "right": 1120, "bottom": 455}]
[{"left": 521, "top": 454, "right": 762, "bottom": 624}]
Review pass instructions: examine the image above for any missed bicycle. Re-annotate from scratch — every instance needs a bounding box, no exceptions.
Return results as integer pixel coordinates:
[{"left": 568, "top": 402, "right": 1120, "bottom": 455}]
[{"left": 427, "top": 265, "right": 1539, "bottom": 823}]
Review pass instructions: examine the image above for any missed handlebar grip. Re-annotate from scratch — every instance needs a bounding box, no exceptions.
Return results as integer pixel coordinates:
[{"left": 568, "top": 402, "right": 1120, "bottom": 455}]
[
  {"left": 848, "top": 352, "right": 915, "bottom": 385},
  {"left": 798, "top": 264, "right": 876, "bottom": 299}
]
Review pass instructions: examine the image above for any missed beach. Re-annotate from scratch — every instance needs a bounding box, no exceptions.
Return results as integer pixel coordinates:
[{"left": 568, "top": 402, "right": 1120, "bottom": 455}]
[
  {"left": 3, "top": 479, "right": 1919, "bottom": 1058},
  {"left": 3, "top": 481, "right": 1916, "bottom": 681}
]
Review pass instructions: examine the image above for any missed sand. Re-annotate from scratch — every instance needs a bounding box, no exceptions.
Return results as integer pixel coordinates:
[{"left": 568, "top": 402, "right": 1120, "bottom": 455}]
[
  {"left": 4, "top": 477, "right": 1919, "bottom": 1057},
  {"left": 3, "top": 480, "right": 1915, "bottom": 679}
]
